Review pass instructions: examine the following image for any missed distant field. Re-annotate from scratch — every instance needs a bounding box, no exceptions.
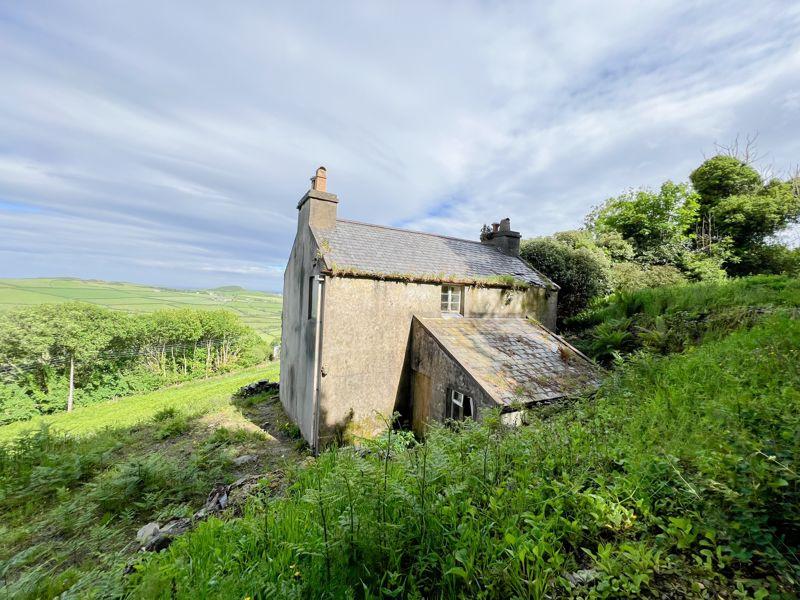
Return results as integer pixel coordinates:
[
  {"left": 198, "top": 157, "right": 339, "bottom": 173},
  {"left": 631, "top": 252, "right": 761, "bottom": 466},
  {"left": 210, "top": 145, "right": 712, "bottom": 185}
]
[{"left": 0, "top": 278, "right": 282, "bottom": 340}]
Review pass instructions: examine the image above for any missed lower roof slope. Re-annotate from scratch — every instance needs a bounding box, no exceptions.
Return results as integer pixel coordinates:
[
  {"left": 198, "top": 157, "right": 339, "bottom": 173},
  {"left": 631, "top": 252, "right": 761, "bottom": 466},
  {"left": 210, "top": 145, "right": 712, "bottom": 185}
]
[
  {"left": 314, "top": 220, "right": 555, "bottom": 288},
  {"left": 415, "top": 317, "right": 602, "bottom": 406}
]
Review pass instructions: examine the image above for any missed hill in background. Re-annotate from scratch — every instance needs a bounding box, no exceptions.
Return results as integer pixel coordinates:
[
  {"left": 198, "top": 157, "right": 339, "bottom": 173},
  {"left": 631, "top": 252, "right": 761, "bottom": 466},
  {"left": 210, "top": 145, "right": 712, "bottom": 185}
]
[{"left": 0, "top": 278, "right": 282, "bottom": 341}]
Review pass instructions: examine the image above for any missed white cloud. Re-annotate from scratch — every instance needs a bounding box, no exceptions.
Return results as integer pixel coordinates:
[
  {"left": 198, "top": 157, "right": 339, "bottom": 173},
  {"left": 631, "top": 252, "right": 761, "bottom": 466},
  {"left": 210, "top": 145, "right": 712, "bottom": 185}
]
[{"left": 0, "top": 0, "right": 798, "bottom": 290}]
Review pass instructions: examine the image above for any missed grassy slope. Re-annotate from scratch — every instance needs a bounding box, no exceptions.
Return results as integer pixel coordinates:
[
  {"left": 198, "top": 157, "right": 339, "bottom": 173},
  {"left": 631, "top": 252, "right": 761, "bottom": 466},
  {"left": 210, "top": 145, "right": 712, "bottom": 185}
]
[
  {"left": 0, "top": 278, "right": 282, "bottom": 340},
  {"left": 0, "top": 364, "right": 277, "bottom": 442},
  {"left": 128, "top": 277, "right": 800, "bottom": 599},
  {"left": 0, "top": 362, "right": 302, "bottom": 599}
]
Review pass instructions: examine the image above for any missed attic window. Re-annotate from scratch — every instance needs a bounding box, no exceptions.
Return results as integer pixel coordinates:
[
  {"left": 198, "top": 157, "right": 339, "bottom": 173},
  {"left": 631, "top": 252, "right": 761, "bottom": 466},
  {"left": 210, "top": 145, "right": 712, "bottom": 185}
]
[
  {"left": 447, "top": 389, "right": 474, "bottom": 420},
  {"left": 440, "top": 285, "right": 463, "bottom": 314}
]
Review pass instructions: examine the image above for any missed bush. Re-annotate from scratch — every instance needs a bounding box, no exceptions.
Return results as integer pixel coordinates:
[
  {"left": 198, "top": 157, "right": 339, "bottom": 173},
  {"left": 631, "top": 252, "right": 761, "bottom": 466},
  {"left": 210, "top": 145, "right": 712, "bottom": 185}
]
[
  {"left": 608, "top": 262, "right": 687, "bottom": 293},
  {"left": 0, "top": 384, "right": 37, "bottom": 426},
  {"left": 521, "top": 237, "right": 610, "bottom": 322}
]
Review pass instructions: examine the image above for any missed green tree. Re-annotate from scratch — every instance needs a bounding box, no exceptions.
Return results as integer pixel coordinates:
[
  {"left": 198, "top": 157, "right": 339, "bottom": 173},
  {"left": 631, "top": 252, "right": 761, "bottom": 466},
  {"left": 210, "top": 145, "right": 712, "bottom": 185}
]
[
  {"left": 520, "top": 237, "right": 609, "bottom": 323},
  {"left": 0, "top": 303, "right": 121, "bottom": 412},
  {"left": 689, "top": 155, "right": 763, "bottom": 209},
  {"left": 586, "top": 181, "right": 699, "bottom": 264}
]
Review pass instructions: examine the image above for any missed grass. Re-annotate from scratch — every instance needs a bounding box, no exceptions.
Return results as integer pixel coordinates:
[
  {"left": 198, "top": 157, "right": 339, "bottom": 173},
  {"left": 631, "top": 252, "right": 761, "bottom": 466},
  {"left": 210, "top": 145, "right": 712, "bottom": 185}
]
[
  {"left": 128, "top": 313, "right": 800, "bottom": 598},
  {"left": 0, "top": 278, "right": 282, "bottom": 340},
  {"left": 0, "top": 362, "right": 301, "bottom": 599},
  {"left": 567, "top": 275, "right": 800, "bottom": 361},
  {"left": 0, "top": 364, "right": 279, "bottom": 443}
]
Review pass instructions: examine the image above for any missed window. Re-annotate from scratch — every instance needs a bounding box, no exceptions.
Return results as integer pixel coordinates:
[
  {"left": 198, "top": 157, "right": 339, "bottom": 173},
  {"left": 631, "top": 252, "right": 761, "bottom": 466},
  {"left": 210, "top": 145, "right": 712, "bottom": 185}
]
[
  {"left": 446, "top": 389, "right": 474, "bottom": 420},
  {"left": 307, "top": 276, "right": 316, "bottom": 319},
  {"left": 440, "top": 285, "right": 463, "bottom": 314}
]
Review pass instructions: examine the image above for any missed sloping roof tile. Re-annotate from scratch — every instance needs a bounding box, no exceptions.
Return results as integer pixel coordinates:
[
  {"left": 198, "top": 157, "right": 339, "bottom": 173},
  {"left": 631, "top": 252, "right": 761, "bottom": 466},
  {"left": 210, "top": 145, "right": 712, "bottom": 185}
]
[
  {"left": 313, "top": 220, "right": 554, "bottom": 288},
  {"left": 415, "top": 317, "right": 602, "bottom": 406}
]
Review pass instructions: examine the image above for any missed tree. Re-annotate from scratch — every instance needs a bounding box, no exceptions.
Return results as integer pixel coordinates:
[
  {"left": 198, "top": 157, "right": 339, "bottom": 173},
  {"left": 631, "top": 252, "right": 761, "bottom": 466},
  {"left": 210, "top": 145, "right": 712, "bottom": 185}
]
[
  {"left": 0, "top": 303, "right": 121, "bottom": 412},
  {"left": 586, "top": 181, "right": 699, "bottom": 264},
  {"left": 689, "top": 155, "right": 763, "bottom": 210},
  {"left": 520, "top": 237, "right": 609, "bottom": 323}
]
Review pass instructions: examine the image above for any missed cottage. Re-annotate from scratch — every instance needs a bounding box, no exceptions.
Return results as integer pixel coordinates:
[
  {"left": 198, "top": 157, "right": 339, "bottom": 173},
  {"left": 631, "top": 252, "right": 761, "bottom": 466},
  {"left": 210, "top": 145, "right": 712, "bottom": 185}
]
[{"left": 280, "top": 167, "right": 601, "bottom": 450}]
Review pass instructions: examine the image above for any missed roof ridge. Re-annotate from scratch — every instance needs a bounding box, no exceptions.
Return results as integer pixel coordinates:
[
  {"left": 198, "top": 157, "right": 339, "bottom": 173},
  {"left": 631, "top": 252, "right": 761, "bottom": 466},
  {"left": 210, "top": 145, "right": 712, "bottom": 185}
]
[{"left": 335, "top": 218, "right": 491, "bottom": 248}]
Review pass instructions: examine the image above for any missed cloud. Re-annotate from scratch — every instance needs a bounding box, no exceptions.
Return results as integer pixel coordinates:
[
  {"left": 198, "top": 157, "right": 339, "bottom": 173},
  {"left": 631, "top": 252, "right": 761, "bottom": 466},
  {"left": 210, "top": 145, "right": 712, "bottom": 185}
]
[{"left": 0, "top": 0, "right": 798, "bottom": 290}]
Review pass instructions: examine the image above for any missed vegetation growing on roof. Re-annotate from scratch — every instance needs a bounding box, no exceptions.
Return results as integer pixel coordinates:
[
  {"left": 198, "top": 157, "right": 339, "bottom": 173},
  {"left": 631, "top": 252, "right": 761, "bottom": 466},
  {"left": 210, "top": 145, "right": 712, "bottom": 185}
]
[{"left": 325, "top": 265, "right": 535, "bottom": 289}]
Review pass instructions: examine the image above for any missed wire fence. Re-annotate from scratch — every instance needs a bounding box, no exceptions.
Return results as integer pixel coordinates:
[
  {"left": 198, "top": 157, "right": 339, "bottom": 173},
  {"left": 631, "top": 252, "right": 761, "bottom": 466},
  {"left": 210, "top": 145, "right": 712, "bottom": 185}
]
[{"left": 0, "top": 336, "right": 247, "bottom": 377}]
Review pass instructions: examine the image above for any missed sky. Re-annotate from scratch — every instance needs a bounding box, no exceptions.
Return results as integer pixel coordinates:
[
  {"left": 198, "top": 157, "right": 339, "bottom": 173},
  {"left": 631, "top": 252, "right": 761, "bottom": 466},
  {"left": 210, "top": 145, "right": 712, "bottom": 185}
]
[{"left": 1, "top": 1, "right": 799, "bottom": 292}]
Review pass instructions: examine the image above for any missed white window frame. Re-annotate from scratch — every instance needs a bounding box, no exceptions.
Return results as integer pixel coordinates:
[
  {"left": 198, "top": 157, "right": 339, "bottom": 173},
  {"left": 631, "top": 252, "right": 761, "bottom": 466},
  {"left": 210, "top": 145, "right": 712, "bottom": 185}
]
[
  {"left": 440, "top": 285, "right": 463, "bottom": 314},
  {"left": 447, "top": 389, "right": 474, "bottom": 420}
]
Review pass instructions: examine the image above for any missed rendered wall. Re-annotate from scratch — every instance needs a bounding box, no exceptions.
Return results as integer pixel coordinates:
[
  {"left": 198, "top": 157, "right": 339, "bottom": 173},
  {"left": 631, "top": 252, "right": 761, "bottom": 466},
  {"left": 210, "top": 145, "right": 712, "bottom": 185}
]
[
  {"left": 316, "top": 278, "right": 556, "bottom": 442},
  {"left": 279, "top": 222, "right": 322, "bottom": 445}
]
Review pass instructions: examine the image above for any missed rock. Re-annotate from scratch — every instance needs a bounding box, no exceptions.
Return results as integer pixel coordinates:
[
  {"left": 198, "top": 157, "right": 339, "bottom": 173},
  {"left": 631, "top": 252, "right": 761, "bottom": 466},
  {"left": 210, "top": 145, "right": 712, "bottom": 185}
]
[
  {"left": 194, "top": 483, "right": 229, "bottom": 520},
  {"left": 136, "top": 522, "right": 160, "bottom": 544},
  {"left": 236, "top": 380, "right": 279, "bottom": 398},
  {"left": 161, "top": 517, "right": 191, "bottom": 536},
  {"left": 565, "top": 568, "right": 599, "bottom": 586},
  {"left": 140, "top": 533, "right": 174, "bottom": 553},
  {"left": 233, "top": 454, "right": 257, "bottom": 466}
]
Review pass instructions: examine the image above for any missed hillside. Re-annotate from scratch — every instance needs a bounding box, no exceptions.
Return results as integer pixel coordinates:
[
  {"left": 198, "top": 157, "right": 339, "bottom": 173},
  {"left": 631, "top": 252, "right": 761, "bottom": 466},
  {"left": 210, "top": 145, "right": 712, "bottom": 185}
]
[
  {"left": 0, "top": 363, "right": 306, "bottom": 599},
  {"left": 2, "top": 276, "right": 798, "bottom": 598},
  {"left": 0, "top": 278, "right": 282, "bottom": 340},
  {"left": 127, "top": 276, "right": 799, "bottom": 598}
]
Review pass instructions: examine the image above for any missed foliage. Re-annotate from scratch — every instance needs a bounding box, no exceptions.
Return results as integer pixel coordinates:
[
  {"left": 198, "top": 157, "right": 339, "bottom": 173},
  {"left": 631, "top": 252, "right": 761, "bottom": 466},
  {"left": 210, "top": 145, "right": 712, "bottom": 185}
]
[
  {"left": 520, "top": 237, "right": 610, "bottom": 322},
  {"left": 0, "top": 303, "right": 266, "bottom": 423},
  {"left": 608, "top": 262, "right": 686, "bottom": 293},
  {"left": 128, "top": 312, "right": 800, "bottom": 598},
  {"left": 568, "top": 275, "right": 800, "bottom": 362},
  {"left": 587, "top": 181, "right": 699, "bottom": 265},
  {"left": 689, "top": 155, "right": 763, "bottom": 209},
  {"left": 0, "top": 366, "right": 288, "bottom": 598}
]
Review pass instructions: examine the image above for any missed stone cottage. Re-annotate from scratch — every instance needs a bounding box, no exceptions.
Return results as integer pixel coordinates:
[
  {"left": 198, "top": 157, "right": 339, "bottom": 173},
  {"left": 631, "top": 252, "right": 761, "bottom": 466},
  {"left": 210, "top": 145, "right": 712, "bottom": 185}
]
[{"left": 280, "top": 167, "right": 601, "bottom": 451}]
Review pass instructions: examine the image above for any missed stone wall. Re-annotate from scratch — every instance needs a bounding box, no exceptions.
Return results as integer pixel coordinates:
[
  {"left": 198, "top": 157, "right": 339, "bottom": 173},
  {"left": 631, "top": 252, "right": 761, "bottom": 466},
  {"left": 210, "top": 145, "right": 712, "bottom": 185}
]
[{"left": 410, "top": 318, "right": 494, "bottom": 435}]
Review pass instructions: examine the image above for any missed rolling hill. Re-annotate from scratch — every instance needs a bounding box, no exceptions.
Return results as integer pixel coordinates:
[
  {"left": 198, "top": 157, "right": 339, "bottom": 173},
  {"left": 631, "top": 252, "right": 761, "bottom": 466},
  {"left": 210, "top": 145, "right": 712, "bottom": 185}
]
[{"left": 0, "top": 278, "right": 282, "bottom": 340}]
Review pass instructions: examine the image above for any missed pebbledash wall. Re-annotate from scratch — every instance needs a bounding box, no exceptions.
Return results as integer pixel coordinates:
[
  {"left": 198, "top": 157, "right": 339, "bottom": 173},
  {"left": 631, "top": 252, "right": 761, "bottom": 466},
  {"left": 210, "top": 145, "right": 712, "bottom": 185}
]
[{"left": 315, "top": 277, "right": 555, "bottom": 444}]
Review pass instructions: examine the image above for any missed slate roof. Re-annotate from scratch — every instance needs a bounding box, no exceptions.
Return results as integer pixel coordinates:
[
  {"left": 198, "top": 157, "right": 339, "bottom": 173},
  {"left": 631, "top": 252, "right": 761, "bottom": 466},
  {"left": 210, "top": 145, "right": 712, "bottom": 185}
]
[
  {"left": 312, "top": 219, "right": 555, "bottom": 289},
  {"left": 415, "top": 317, "right": 602, "bottom": 406}
]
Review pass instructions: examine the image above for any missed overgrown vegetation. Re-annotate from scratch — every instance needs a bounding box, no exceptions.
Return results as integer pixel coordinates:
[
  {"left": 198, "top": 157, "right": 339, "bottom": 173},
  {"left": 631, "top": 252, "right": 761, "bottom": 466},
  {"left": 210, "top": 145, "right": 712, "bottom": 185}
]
[
  {"left": 0, "top": 364, "right": 299, "bottom": 599},
  {"left": 0, "top": 303, "right": 268, "bottom": 424},
  {"left": 127, "top": 301, "right": 800, "bottom": 597},
  {"left": 520, "top": 145, "right": 800, "bottom": 322},
  {"left": 568, "top": 275, "right": 800, "bottom": 363}
]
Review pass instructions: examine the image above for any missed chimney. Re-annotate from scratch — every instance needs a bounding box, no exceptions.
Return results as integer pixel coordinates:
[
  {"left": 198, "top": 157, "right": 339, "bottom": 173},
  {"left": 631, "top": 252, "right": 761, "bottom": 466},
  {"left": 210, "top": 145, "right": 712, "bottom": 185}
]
[
  {"left": 311, "top": 166, "right": 327, "bottom": 192},
  {"left": 297, "top": 166, "right": 338, "bottom": 230},
  {"left": 481, "top": 216, "right": 521, "bottom": 256}
]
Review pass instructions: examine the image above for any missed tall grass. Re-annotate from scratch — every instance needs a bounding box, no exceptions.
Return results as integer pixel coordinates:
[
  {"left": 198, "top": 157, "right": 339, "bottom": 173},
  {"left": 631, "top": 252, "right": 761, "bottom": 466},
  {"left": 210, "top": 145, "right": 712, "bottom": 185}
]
[
  {"left": 129, "top": 315, "right": 800, "bottom": 598},
  {"left": 0, "top": 369, "right": 284, "bottom": 599},
  {"left": 568, "top": 275, "right": 800, "bottom": 361}
]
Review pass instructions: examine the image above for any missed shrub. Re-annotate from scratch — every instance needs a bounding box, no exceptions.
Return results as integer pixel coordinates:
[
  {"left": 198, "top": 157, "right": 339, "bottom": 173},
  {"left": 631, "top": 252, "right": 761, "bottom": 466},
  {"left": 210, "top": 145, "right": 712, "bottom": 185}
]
[
  {"left": 521, "top": 237, "right": 610, "bottom": 322},
  {"left": 608, "top": 262, "right": 687, "bottom": 293}
]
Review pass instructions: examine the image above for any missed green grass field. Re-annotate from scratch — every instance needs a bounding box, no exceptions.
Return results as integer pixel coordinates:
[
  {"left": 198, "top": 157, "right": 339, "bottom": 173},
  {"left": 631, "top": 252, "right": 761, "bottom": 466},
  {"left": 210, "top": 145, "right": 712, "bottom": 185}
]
[
  {"left": 0, "top": 363, "right": 279, "bottom": 443},
  {"left": 0, "top": 278, "right": 282, "bottom": 340}
]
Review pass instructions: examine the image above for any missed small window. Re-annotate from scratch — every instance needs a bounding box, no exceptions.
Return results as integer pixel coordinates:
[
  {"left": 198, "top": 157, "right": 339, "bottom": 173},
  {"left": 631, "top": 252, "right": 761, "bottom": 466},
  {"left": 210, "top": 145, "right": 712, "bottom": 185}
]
[
  {"left": 307, "top": 276, "right": 316, "bottom": 319},
  {"left": 446, "top": 389, "right": 474, "bottom": 420},
  {"left": 440, "top": 285, "right": 463, "bottom": 314}
]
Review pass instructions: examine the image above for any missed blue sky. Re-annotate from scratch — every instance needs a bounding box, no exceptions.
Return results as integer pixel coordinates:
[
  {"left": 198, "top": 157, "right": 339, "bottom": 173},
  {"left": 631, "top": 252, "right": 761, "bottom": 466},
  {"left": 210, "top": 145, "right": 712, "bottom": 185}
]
[{"left": 1, "top": 1, "right": 798, "bottom": 291}]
